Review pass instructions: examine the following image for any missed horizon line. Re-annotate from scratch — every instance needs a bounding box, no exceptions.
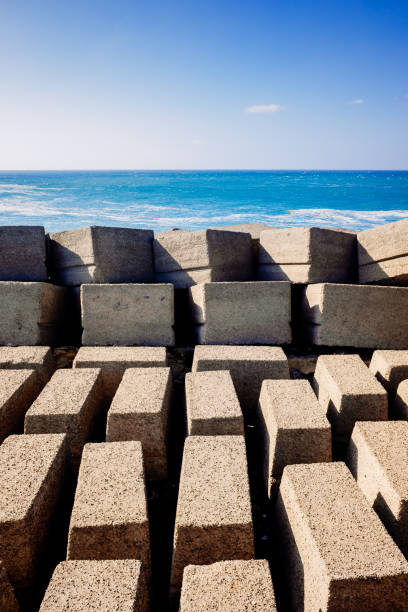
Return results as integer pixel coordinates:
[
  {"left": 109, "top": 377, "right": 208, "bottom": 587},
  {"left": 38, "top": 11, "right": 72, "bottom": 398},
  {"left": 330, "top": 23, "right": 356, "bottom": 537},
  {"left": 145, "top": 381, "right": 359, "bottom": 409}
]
[{"left": 1, "top": 168, "right": 408, "bottom": 173}]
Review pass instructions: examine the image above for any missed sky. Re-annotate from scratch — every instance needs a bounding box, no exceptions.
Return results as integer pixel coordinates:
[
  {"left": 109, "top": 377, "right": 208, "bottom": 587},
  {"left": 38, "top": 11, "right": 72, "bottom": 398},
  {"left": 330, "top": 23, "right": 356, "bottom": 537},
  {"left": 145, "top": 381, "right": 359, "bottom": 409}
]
[{"left": 0, "top": 0, "right": 407, "bottom": 170}]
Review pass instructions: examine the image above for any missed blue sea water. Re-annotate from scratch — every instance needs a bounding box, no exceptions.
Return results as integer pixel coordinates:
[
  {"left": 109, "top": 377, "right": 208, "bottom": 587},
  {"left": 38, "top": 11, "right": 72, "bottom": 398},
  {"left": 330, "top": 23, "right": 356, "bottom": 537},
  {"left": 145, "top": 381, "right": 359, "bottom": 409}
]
[{"left": 0, "top": 170, "right": 407, "bottom": 234}]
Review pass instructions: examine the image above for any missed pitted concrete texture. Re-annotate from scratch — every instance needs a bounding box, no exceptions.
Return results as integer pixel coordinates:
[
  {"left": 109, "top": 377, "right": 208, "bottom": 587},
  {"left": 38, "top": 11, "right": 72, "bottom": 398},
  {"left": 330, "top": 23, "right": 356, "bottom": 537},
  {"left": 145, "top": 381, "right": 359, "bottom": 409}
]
[
  {"left": 0, "top": 369, "right": 43, "bottom": 443},
  {"left": 81, "top": 283, "right": 175, "bottom": 347},
  {"left": 192, "top": 345, "right": 290, "bottom": 415},
  {"left": 395, "top": 380, "right": 408, "bottom": 420},
  {"left": 39, "top": 559, "right": 148, "bottom": 612},
  {"left": 48, "top": 226, "right": 154, "bottom": 285},
  {"left": 0, "top": 226, "right": 47, "bottom": 282},
  {"left": 153, "top": 229, "right": 253, "bottom": 288},
  {"left": 0, "top": 562, "right": 18, "bottom": 612},
  {"left": 370, "top": 349, "right": 408, "bottom": 395},
  {"left": 106, "top": 367, "right": 172, "bottom": 480},
  {"left": 358, "top": 218, "right": 408, "bottom": 285},
  {"left": 259, "top": 227, "right": 356, "bottom": 283},
  {"left": 313, "top": 354, "right": 388, "bottom": 436},
  {"left": 347, "top": 421, "right": 408, "bottom": 558},
  {"left": 276, "top": 462, "right": 408, "bottom": 611},
  {"left": 179, "top": 560, "right": 276, "bottom": 611},
  {"left": 0, "top": 282, "right": 68, "bottom": 346},
  {"left": 257, "top": 380, "right": 331, "bottom": 498},
  {"left": 170, "top": 435, "right": 254, "bottom": 594},
  {"left": 302, "top": 283, "right": 408, "bottom": 348},
  {"left": 0, "top": 433, "right": 67, "bottom": 588},
  {"left": 189, "top": 281, "right": 291, "bottom": 345},
  {"left": 24, "top": 368, "right": 104, "bottom": 465},
  {"left": 185, "top": 370, "right": 244, "bottom": 436},
  {"left": 67, "top": 441, "right": 150, "bottom": 578},
  {"left": 0, "top": 346, "right": 56, "bottom": 384},
  {"left": 73, "top": 346, "right": 167, "bottom": 398}
]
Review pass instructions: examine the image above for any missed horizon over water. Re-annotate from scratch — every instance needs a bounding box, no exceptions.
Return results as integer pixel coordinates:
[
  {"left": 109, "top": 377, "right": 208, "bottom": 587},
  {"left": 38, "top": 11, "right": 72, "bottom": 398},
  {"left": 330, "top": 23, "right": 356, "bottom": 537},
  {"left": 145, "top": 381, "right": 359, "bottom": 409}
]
[{"left": 0, "top": 170, "right": 407, "bottom": 234}]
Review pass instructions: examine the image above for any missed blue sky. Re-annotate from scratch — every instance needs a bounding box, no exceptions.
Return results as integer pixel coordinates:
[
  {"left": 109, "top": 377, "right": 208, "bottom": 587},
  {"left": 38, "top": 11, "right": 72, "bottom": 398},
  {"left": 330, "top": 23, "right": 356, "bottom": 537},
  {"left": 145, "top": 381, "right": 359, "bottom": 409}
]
[{"left": 0, "top": 0, "right": 407, "bottom": 169}]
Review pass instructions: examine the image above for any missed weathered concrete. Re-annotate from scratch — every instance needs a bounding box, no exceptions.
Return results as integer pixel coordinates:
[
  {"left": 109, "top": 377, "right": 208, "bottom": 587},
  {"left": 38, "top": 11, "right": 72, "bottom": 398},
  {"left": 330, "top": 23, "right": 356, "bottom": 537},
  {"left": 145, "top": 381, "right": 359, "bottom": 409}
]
[
  {"left": 189, "top": 281, "right": 291, "bottom": 345},
  {"left": 0, "top": 562, "right": 18, "bottom": 612},
  {"left": 259, "top": 227, "right": 357, "bottom": 283},
  {"left": 0, "top": 369, "right": 43, "bottom": 443},
  {"left": 257, "top": 379, "right": 331, "bottom": 498},
  {"left": 0, "top": 434, "right": 67, "bottom": 588},
  {"left": 192, "top": 345, "right": 290, "bottom": 415},
  {"left": 0, "top": 226, "right": 47, "bottom": 282},
  {"left": 153, "top": 229, "right": 253, "bottom": 288},
  {"left": 67, "top": 441, "right": 150, "bottom": 578},
  {"left": 48, "top": 226, "right": 154, "bottom": 285},
  {"left": 179, "top": 560, "right": 276, "bottom": 611},
  {"left": 0, "top": 282, "right": 68, "bottom": 346},
  {"left": 276, "top": 462, "right": 408, "bottom": 611},
  {"left": 81, "top": 283, "right": 175, "bottom": 346},
  {"left": 106, "top": 367, "right": 172, "bottom": 480},
  {"left": 24, "top": 368, "right": 104, "bottom": 466},
  {"left": 211, "top": 223, "right": 272, "bottom": 260},
  {"left": 394, "top": 380, "right": 408, "bottom": 420},
  {"left": 302, "top": 283, "right": 408, "bottom": 348},
  {"left": 347, "top": 421, "right": 408, "bottom": 558},
  {"left": 185, "top": 371, "right": 244, "bottom": 436},
  {"left": 358, "top": 218, "right": 408, "bottom": 285},
  {"left": 0, "top": 346, "right": 56, "bottom": 384},
  {"left": 369, "top": 349, "right": 408, "bottom": 395},
  {"left": 39, "top": 559, "right": 148, "bottom": 612},
  {"left": 170, "top": 436, "right": 254, "bottom": 595}
]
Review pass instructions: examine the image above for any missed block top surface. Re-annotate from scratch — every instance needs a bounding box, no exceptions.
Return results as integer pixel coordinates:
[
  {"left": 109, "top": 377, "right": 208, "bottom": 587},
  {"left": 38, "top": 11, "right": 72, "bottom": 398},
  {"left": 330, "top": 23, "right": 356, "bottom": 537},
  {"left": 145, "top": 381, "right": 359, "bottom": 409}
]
[
  {"left": 73, "top": 346, "right": 167, "bottom": 366},
  {"left": 306, "top": 282, "right": 408, "bottom": 307},
  {"left": 0, "top": 369, "right": 37, "bottom": 404},
  {"left": 211, "top": 222, "right": 271, "bottom": 239},
  {"left": 280, "top": 461, "right": 408, "bottom": 579},
  {"left": 185, "top": 371, "right": 242, "bottom": 421},
  {"left": 260, "top": 379, "right": 329, "bottom": 429},
  {"left": 357, "top": 218, "right": 408, "bottom": 265},
  {"left": 0, "top": 346, "right": 52, "bottom": 367},
  {"left": 370, "top": 350, "right": 408, "bottom": 376},
  {"left": 109, "top": 367, "right": 171, "bottom": 414},
  {"left": 315, "top": 354, "right": 387, "bottom": 396},
  {"left": 192, "top": 345, "right": 288, "bottom": 367}
]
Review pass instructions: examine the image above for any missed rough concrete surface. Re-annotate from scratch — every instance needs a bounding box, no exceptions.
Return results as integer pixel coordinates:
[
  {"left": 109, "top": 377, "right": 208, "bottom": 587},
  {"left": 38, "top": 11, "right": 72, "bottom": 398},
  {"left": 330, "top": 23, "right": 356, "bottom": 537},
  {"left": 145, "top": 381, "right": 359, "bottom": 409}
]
[
  {"left": 369, "top": 349, "right": 408, "bottom": 395},
  {"left": 358, "top": 218, "right": 408, "bottom": 284},
  {"left": 0, "top": 226, "right": 47, "bottom": 282},
  {"left": 0, "top": 346, "right": 56, "bottom": 384},
  {"left": 394, "top": 380, "right": 408, "bottom": 420},
  {"left": 0, "top": 369, "right": 43, "bottom": 443}
]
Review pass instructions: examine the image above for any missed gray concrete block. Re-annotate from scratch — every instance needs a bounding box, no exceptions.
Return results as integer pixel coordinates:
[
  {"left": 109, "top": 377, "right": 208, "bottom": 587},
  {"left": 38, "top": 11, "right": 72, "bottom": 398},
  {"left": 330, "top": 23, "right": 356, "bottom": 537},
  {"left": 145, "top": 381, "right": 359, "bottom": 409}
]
[
  {"left": 0, "top": 562, "right": 18, "bottom": 612},
  {"left": 81, "top": 284, "right": 175, "bottom": 346},
  {"left": 189, "top": 281, "right": 291, "bottom": 345},
  {"left": 369, "top": 349, "right": 408, "bottom": 395},
  {"left": 211, "top": 223, "right": 273, "bottom": 261},
  {"left": 0, "top": 226, "right": 47, "bottom": 282},
  {"left": 358, "top": 219, "right": 408, "bottom": 285},
  {"left": 0, "top": 346, "right": 56, "bottom": 384},
  {"left": 0, "top": 369, "right": 43, "bottom": 443}
]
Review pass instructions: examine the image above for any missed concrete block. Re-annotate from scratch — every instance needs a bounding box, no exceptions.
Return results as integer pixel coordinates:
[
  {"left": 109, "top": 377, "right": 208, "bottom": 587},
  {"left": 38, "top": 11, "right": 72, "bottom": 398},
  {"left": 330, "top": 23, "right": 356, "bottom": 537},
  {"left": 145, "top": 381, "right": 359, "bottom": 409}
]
[
  {"left": 0, "top": 433, "right": 67, "bottom": 588},
  {"left": 302, "top": 283, "right": 408, "bottom": 348},
  {"left": 189, "top": 281, "right": 291, "bottom": 345},
  {"left": 0, "top": 562, "right": 18, "bottom": 612},
  {"left": 358, "top": 218, "right": 408, "bottom": 285},
  {"left": 0, "top": 226, "right": 47, "bottom": 282},
  {"left": 369, "top": 349, "right": 408, "bottom": 395},
  {"left": 276, "top": 462, "right": 408, "bottom": 611},
  {"left": 0, "top": 346, "right": 56, "bottom": 384},
  {"left": 0, "top": 369, "right": 43, "bottom": 443},
  {"left": 153, "top": 229, "right": 253, "bottom": 288},
  {"left": 257, "top": 380, "right": 331, "bottom": 498},
  {"left": 39, "top": 559, "right": 148, "bottom": 612},
  {"left": 81, "top": 284, "right": 175, "bottom": 346},
  {"left": 170, "top": 435, "right": 254, "bottom": 595},
  {"left": 259, "top": 227, "right": 356, "bottom": 283},
  {"left": 106, "top": 367, "right": 172, "bottom": 480},
  {"left": 48, "top": 226, "right": 154, "bottom": 285},
  {"left": 394, "top": 380, "right": 408, "bottom": 420},
  {"left": 211, "top": 223, "right": 272, "bottom": 260},
  {"left": 24, "top": 368, "right": 104, "bottom": 466},
  {"left": 347, "top": 421, "right": 408, "bottom": 557},
  {"left": 179, "top": 560, "right": 276, "bottom": 611},
  {"left": 185, "top": 371, "right": 244, "bottom": 436},
  {"left": 192, "top": 345, "right": 290, "bottom": 415},
  {"left": 67, "top": 441, "right": 150, "bottom": 578}
]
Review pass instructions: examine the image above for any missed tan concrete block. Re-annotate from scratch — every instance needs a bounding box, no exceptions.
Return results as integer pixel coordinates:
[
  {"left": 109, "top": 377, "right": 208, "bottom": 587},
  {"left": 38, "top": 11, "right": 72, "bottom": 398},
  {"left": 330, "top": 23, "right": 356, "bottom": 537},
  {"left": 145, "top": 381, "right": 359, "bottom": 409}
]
[
  {"left": 189, "top": 281, "right": 291, "bottom": 345},
  {"left": 257, "top": 380, "right": 331, "bottom": 498},
  {"left": 106, "top": 367, "right": 172, "bottom": 480},
  {"left": 0, "top": 346, "right": 56, "bottom": 384},
  {"left": 185, "top": 371, "right": 244, "bottom": 436},
  {"left": 370, "top": 349, "right": 408, "bottom": 395},
  {"left": 0, "top": 562, "right": 18, "bottom": 612},
  {"left": 67, "top": 441, "right": 150, "bottom": 578},
  {"left": 394, "top": 380, "right": 408, "bottom": 420},
  {"left": 179, "top": 560, "right": 276, "bottom": 611},
  {"left": 170, "top": 436, "right": 254, "bottom": 595},
  {"left": 0, "top": 369, "right": 44, "bottom": 443},
  {"left": 358, "top": 219, "right": 408, "bottom": 284},
  {"left": 0, "top": 226, "right": 47, "bottom": 282},
  {"left": 81, "top": 283, "right": 175, "bottom": 346},
  {"left": 39, "top": 559, "right": 148, "bottom": 612},
  {"left": 24, "top": 368, "right": 104, "bottom": 465},
  {"left": 0, "top": 433, "right": 67, "bottom": 588},
  {"left": 276, "top": 462, "right": 408, "bottom": 611},
  {"left": 302, "top": 283, "right": 408, "bottom": 348},
  {"left": 192, "top": 345, "right": 290, "bottom": 415}
]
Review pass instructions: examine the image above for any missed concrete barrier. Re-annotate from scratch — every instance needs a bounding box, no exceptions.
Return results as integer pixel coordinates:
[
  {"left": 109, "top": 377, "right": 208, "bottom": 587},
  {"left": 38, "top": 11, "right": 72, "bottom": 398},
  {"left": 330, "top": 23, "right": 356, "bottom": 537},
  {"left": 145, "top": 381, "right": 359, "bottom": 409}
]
[
  {"left": 369, "top": 349, "right": 408, "bottom": 395},
  {"left": 0, "top": 369, "right": 43, "bottom": 443},
  {"left": 0, "top": 226, "right": 47, "bottom": 282},
  {"left": 211, "top": 223, "right": 272, "bottom": 261},
  {"left": 0, "top": 346, "right": 56, "bottom": 384},
  {"left": 358, "top": 219, "right": 408, "bottom": 285}
]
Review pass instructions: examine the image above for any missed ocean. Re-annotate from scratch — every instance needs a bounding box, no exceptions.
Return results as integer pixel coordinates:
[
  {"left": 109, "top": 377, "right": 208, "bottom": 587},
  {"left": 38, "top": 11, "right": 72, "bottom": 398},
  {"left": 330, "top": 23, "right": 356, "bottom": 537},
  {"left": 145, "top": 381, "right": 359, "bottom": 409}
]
[{"left": 0, "top": 170, "right": 407, "bottom": 234}]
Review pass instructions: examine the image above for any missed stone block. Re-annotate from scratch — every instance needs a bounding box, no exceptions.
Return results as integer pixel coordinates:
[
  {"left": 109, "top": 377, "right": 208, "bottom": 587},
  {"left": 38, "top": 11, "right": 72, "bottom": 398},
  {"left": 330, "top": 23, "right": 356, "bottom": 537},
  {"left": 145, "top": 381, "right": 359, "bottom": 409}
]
[
  {"left": 358, "top": 218, "right": 408, "bottom": 285},
  {"left": 259, "top": 227, "right": 356, "bottom": 283},
  {"left": 106, "top": 367, "right": 172, "bottom": 480},
  {"left": 185, "top": 371, "right": 244, "bottom": 436},
  {"left": 256, "top": 379, "right": 331, "bottom": 498},
  {"left": 0, "top": 562, "right": 18, "bottom": 612},
  {"left": 153, "top": 229, "right": 253, "bottom": 288},
  {"left": 189, "top": 281, "right": 291, "bottom": 345},
  {"left": 0, "top": 346, "right": 56, "bottom": 384},
  {"left": 369, "top": 349, "right": 408, "bottom": 395},
  {"left": 302, "top": 283, "right": 408, "bottom": 348},
  {"left": 0, "top": 369, "right": 43, "bottom": 443},
  {"left": 0, "top": 226, "right": 47, "bottom": 282},
  {"left": 39, "top": 559, "right": 148, "bottom": 612},
  {"left": 192, "top": 345, "right": 290, "bottom": 415},
  {"left": 170, "top": 436, "right": 254, "bottom": 595},
  {"left": 276, "top": 462, "right": 408, "bottom": 611},
  {"left": 48, "top": 226, "right": 154, "bottom": 285},
  {"left": 24, "top": 368, "right": 104, "bottom": 466},
  {"left": 179, "top": 560, "right": 276, "bottom": 611},
  {"left": 81, "top": 284, "right": 175, "bottom": 346},
  {"left": 0, "top": 433, "right": 67, "bottom": 588}
]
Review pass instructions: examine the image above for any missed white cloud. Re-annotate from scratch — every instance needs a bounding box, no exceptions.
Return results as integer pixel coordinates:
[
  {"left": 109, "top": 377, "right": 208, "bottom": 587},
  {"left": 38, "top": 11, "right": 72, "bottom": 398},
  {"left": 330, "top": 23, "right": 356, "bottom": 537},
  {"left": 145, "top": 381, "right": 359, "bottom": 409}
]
[
  {"left": 349, "top": 98, "right": 364, "bottom": 105},
  {"left": 245, "top": 104, "right": 285, "bottom": 114}
]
